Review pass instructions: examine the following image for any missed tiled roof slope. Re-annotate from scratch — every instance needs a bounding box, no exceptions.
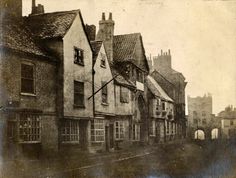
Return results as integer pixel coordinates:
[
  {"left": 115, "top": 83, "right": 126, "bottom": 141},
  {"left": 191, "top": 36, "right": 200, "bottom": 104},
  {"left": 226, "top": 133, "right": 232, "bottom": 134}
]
[
  {"left": 25, "top": 10, "right": 78, "bottom": 39},
  {"left": 0, "top": 19, "right": 49, "bottom": 57},
  {"left": 91, "top": 41, "right": 103, "bottom": 64},
  {"left": 146, "top": 75, "right": 173, "bottom": 102},
  {"left": 113, "top": 33, "right": 149, "bottom": 72},
  {"left": 110, "top": 66, "right": 136, "bottom": 88}
]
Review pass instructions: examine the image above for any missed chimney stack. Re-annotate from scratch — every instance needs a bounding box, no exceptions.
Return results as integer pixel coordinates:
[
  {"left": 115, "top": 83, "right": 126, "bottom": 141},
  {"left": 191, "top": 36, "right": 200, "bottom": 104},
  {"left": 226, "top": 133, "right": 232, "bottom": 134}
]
[
  {"left": 31, "top": 0, "right": 44, "bottom": 15},
  {"left": 109, "top": 12, "right": 112, "bottom": 20},
  {"left": 96, "top": 12, "right": 115, "bottom": 62}
]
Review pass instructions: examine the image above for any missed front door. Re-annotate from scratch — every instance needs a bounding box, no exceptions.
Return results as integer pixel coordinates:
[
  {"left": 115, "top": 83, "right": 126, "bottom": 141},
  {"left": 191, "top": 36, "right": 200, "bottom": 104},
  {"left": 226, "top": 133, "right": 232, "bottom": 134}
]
[{"left": 109, "top": 124, "right": 114, "bottom": 149}]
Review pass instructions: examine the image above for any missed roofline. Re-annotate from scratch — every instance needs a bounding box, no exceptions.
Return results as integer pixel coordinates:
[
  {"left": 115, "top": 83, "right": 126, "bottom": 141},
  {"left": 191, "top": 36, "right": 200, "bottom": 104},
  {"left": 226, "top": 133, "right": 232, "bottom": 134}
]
[
  {"left": 151, "top": 70, "right": 175, "bottom": 86},
  {"left": 26, "top": 9, "right": 81, "bottom": 17},
  {"left": 0, "top": 46, "right": 57, "bottom": 63}
]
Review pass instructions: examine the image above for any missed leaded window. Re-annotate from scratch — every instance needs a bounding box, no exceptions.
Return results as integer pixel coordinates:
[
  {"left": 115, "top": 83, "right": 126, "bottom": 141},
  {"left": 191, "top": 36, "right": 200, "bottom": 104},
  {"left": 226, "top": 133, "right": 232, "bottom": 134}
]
[
  {"left": 91, "top": 120, "right": 105, "bottom": 142},
  {"left": 61, "top": 120, "right": 79, "bottom": 143}
]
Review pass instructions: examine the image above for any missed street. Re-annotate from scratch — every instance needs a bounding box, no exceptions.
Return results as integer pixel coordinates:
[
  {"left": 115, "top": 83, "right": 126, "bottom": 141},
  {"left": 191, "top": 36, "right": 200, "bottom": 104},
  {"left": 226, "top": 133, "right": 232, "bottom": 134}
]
[{"left": 2, "top": 140, "right": 236, "bottom": 178}]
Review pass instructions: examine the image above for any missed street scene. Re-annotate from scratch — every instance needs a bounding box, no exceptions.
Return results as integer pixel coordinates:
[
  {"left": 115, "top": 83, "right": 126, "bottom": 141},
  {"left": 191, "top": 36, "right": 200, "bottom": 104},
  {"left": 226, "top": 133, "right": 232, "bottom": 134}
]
[{"left": 0, "top": 0, "right": 236, "bottom": 178}]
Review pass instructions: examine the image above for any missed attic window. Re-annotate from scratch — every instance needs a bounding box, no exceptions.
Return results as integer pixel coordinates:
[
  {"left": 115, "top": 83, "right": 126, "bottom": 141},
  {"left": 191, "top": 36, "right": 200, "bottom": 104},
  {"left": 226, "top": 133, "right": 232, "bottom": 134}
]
[
  {"left": 100, "top": 53, "right": 106, "bottom": 68},
  {"left": 74, "top": 47, "right": 84, "bottom": 66}
]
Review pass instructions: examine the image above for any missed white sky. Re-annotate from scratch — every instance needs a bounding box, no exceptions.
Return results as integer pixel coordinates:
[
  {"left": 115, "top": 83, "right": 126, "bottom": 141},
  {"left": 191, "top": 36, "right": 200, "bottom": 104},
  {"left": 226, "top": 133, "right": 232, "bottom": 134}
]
[{"left": 23, "top": 0, "right": 236, "bottom": 114}]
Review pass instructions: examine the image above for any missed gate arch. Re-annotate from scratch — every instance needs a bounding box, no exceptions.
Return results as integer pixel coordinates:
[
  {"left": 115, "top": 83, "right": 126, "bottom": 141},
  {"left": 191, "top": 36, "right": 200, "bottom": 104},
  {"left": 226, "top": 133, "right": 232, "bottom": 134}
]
[{"left": 194, "top": 129, "right": 205, "bottom": 140}]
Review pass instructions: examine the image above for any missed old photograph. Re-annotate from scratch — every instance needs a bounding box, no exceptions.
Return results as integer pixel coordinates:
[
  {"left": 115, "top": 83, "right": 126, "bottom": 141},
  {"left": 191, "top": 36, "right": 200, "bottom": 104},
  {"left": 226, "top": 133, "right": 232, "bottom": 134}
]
[{"left": 0, "top": 0, "right": 236, "bottom": 177}]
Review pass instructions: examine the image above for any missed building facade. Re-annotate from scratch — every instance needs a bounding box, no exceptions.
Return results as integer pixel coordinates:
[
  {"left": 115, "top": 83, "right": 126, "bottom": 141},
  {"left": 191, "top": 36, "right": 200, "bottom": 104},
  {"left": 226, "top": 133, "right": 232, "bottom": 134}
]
[
  {"left": 218, "top": 106, "right": 236, "bottom": 139},
  {"left": 151, "top": 50, "right": 187, "bottom": 139}
]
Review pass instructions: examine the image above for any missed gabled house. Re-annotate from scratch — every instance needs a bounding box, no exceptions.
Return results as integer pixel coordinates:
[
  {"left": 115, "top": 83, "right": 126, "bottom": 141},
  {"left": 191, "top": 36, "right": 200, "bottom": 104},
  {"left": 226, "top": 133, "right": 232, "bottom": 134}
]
[
  {"left": 24, "top": 5, "right": 93, "bottom": 154},
  {"left": 146, "top": 75, "right": 176, "bottom": 143},
  {"left": 96, "top": 13, "right": 150, "bottom": 148},
  {"left": 90, "top": 40, "right": 115, "bottom": 152}
]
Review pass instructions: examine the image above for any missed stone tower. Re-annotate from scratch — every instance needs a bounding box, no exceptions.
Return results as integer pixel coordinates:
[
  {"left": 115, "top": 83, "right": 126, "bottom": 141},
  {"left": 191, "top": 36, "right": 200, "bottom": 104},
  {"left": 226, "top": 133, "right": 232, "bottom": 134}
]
[
  {"left": 96, "top": 12, "right": 115, "bottom": 62},
  {"left": 153, "top": 49, "right": 172, "bottom": 75},
  {"left": 0, "top": 0, "right": 22, "bottom": 18}
]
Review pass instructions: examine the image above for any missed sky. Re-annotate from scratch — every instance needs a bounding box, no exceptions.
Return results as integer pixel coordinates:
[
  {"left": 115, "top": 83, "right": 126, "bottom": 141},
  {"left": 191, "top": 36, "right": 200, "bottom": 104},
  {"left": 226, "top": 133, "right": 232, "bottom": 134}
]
[{"left": 23, "top": 0, "right": 236, "bottom": 114}]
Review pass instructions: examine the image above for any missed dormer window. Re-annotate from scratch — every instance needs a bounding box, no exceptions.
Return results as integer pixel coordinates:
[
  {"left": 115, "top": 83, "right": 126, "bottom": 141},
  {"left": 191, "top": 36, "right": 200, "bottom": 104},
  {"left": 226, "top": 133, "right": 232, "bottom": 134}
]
[
  {"left": 74, "top": 47, "right": 84, "bottom": 66},
  {"left": 100, "top": 53, "right": 106, "bottom": 68}
]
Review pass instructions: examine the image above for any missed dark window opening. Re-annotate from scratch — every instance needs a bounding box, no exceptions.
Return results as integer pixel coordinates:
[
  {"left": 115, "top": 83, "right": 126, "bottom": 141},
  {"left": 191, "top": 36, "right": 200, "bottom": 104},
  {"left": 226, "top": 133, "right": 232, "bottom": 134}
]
[
  {"left": 74, "top": 47, "right": 84, "bottom": 65},
  {"left": 74, "top": 81, "right": 84, "bottom": 107},
  {"left": 21, "top": 63, "right": 34, "bottom": 94}
]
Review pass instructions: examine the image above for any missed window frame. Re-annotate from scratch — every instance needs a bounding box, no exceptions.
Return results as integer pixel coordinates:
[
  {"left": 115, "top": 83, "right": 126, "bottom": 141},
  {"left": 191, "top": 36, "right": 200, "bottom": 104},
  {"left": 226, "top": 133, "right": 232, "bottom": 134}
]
[
  {"left": 61, "top": 120, "right": 80, "bottom": 143},
  {"left": 115, "top": 121, "right": 125, "bottom": 140},
  {"left": 101, "top": 81, "right": 108, "bottom": 104},
  {"left": 100, "top": 53, "right": 106, "bottom": 68},
  {"left": 91, "top": 119, "right": 105, "bottom": 143},
  {"left": 21, "top": 62, "right": 35, "bottom": 95},
  {"left": 74, "top": 47, "right": 84, "bottom": 66},
  {"left": 74, "top": 81, "right": 85, "bottom": 108},
  {"left": 18, "top": 113, "right": 41, "bottom": 144}
]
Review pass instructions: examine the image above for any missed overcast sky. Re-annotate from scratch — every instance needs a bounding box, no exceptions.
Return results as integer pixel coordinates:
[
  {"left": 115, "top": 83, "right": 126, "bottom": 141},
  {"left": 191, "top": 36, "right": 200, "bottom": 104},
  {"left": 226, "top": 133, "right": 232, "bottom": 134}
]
[{"left": 23, "top": 0, "right": 236, "bottom": 114}]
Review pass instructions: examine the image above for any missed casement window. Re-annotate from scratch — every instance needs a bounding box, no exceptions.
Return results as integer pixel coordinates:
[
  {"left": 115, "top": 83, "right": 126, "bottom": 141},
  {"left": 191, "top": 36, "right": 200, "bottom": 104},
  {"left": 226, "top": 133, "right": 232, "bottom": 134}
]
[
  {"left": 74, "top": 47, "right": 84, "bottom": 65},
  {"left": 136, "top": 69, "right": 144, "bottom": 83},
  {"left": 132, "top": 124, "right": 140, "bottom": 141},
  {"left": 162, "top": 102, "right": 166, "bottom": 111},
  {"left": 21, "top": 63, "right": 35, "bottom": 94},
  {"left": 74, "top": 81, "right": 84, "bottom": 107},
  {"left": 101, "top": 82, "right": 108, "bottom": 104},
  {"left": 149, "top": 120, "right": 156, "bottom": 136},
  {"left": 171, "top": 122, "right": 174, "bottom": 134},
  {"left": 19, "top": 114, "right": 41, "bottom": 143},
  {"left": 100, "top": 53, "right": 106, "bottom": 68},
  {"left": 91, "top": 120, "right": 105, "bottom": 143},
  {"left": 120, "top": 86, "right": 129, "bottom": 103},
  {"left": 61, "top": 120, "right": 79, "bottom": 143},
  {"left": 115, "top": 121, "right": 125, "bottom": 140}
]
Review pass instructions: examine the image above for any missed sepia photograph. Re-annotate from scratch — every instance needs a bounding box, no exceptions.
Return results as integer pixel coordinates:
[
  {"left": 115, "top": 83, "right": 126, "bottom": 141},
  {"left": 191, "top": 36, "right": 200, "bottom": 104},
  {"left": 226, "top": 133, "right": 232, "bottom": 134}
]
[{"left": 0, "top": 0, "right": 236, "bottom": 177}]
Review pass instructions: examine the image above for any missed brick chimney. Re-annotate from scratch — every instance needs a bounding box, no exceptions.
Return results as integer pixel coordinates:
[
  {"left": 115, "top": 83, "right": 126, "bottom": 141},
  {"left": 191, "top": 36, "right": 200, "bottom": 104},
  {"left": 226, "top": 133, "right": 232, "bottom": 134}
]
[
  {"left": 0, "top": 0, "right": 22, "bottom": 18},
  {"left": 96, "top": 12, "right": 115, "bottom": 62},
  {"left": 85, "top": 24, "right": 96, "bottom": 41},
  {"left": 31, "top": 0, "right": 44, "bottom": 15}
]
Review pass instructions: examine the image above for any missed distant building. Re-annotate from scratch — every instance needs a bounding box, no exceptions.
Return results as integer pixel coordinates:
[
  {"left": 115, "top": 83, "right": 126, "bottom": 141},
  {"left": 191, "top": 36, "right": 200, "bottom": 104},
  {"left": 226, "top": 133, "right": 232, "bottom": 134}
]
[
  {"left": 188, "top": 94, "right": 213, "bottom": 127},
  {"left": 151, "top": 50, "right": 187, "bottom": 139},
  {"left": 187, "top": 94, "right": 221, "bottom": 140},
  {"left": 218, "top": 106, "right": 236, "bottom": 139}
]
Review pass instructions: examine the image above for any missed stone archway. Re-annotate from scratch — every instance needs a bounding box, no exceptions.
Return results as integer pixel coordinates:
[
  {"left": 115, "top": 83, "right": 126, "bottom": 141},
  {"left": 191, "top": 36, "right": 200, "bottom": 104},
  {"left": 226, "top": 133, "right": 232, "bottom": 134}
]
[
  {"left": 194, "top": 129, "right": 205, "bottom": 140},
  {"left": 211, "top": 128, "right": 219, "bottom": 139}
]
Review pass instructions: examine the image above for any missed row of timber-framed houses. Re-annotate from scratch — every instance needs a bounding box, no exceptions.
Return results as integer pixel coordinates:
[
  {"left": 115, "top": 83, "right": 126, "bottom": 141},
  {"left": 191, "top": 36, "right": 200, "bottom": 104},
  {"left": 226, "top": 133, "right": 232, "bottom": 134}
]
[{"left": 0, "top": 0, "right": 186, "bottom": 159}]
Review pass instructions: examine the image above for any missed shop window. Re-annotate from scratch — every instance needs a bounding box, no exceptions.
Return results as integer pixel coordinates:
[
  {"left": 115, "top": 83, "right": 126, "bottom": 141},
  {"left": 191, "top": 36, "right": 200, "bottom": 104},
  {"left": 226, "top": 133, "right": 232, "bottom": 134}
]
[
  {"left": 19, "top": 114, "right": 41, "bottom": 143},
  {"left": 61, "top": 120, "right": 79, "bottom": 143},
  {"left": 115, "top": 121, "right": 125, "bottom": 140},
  {"left": 91, "top": 120, "right": 105, "bottom": 142}
]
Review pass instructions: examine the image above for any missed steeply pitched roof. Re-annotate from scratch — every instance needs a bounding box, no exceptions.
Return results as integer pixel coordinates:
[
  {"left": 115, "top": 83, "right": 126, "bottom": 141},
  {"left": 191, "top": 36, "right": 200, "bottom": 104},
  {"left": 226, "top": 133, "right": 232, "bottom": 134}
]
[
  {"left": 113, "top": 33, "right": 149, "bottom": 72},
  {"left": 91, "top": 41, "right": 103, "bottom": 64},
  {"left": 0, "top": 19, "right": 49, "bottom": 57},
  {"left": 110, "top": 66, "right": 136, "bottom": 89},
  {"left": 25, "top": 10, "right": 79, "bottom": 39},
  {"left": 146, "top": 75, "right": 173, "bottom": 102}
]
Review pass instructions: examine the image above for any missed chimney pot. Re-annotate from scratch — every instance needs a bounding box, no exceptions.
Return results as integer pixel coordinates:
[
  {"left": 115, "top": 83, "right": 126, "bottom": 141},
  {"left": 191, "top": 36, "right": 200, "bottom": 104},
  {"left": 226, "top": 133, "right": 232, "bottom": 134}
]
[
  {"left": 168, "top": 49, "right": 171, "bottom": 55},
  {"left": 102, "top": 12, "right": 105, "bottom": 20},
  {"left": 161, "top": 50, "right": 163, "bottom": 55},
  {"left": 109, "top": 12, "right": 112, "bottom": 20}
]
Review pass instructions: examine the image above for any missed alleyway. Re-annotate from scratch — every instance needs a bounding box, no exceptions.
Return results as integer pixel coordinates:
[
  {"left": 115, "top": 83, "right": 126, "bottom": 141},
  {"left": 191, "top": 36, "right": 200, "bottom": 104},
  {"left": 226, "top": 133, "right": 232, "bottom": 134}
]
[{"left": 1, "top": 140, "right": 236, "bottom": 178}]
